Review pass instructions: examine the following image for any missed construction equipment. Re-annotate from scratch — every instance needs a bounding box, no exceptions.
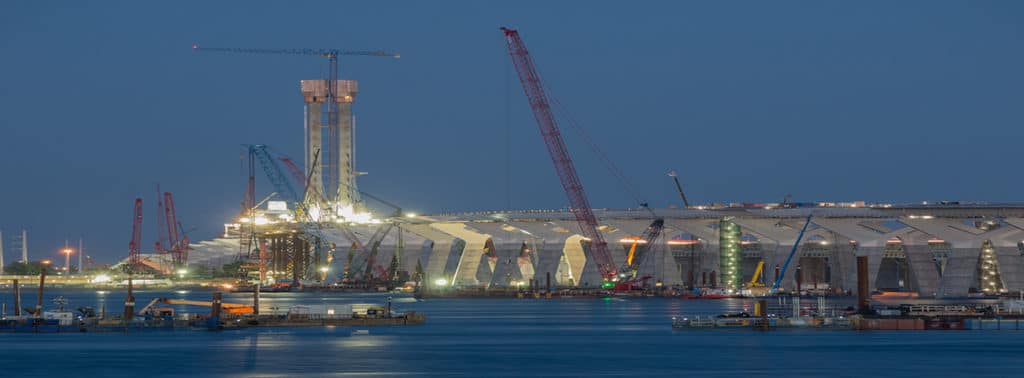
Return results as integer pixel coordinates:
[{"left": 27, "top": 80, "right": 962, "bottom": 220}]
[
  {"left": 247, "top": 145, "right": 334, "bottom": 280},
  {"left": 128, "top": 198, "right": 144, "bottom": 271},
  {"left": 617, "top": 219, "right": 665, "bottom": 289},
  {"left": 343, "top": 190, "right": 407, "bottom": 283},
  {"left": 279, "top": 156, "right": 316, "bottom": 200},
  {"left": 355, "top": 223, "right": 397, "bottom": 281},
  {"left": 163, "top": 192, "right": 190, "bottom": 266},
  {"left": 137, "top": 297, "right": 254, "bottom": 316},
  {"left": 771, "top": 214, "right": 814, "bottom": 293},
  {"left": 155, "top": 185, "right": 167, "bottom": 256},
  {"left": 668, "top": 170, "right": 691, "bottom": 208},
  {"left": 194, "top": 44, "right": 398, "bottom": 202},
  {"left": 502, "top": 27, "right": 617, "bottom": 282},
  {"left": 748, "top": 260, "right": 766, "bottom": 287}
]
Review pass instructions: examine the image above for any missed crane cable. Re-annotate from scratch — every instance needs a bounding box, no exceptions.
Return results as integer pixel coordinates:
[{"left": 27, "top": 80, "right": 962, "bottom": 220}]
[{"left": 550, "top": 95, "right": 650, "bottom": 212}]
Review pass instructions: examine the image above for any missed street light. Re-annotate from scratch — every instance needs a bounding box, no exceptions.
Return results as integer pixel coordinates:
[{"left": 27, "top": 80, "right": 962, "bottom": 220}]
[
  {"left": 319, "top": 266, "right": 329, "bottom": 282},
  {"left": 177, "top": 269, "right": 188, "bottom": 279},
  {"left": 434, "top": 278, "right": 448, "bottom": 287}
]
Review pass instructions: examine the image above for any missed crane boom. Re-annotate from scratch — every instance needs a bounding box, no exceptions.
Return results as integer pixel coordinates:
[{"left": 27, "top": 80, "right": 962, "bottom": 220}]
[
  {"left": 502, "top": 27, "right": 616, "bottom": 280},
  {"left": 772, "top": 215, "right": 814, "bottom": 292},
  {"left": 128, "top": 198, "right": 144, "bottom": 271},
  {"left": 249, "top": 145, "right": 341, "bottom": 280},
  {"left": 668, "top": 170, "right": 691, "bottom": 208},
  {"left": 163, "top": 192, "right": 189, "bottom": 266}
]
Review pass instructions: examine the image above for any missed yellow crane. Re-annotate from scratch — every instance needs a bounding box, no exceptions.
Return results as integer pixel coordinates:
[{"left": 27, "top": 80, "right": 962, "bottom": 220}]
[{"left": 747, "top": 261, "right": 765, "bottom": 287}]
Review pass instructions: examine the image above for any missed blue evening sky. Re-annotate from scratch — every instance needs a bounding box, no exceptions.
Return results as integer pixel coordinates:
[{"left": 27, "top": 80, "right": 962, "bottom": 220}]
[{"left": 1, "top": 1, "right": 1022, "bottom": 262}]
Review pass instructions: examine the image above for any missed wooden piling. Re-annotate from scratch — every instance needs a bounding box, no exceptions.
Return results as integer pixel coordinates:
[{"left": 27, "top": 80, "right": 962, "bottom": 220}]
[
  {"left": 857, "top": 255, "right": 869, "bottom": 312},
  {"left": 253, "top": 284, "right": 260, "bottom": 315},
  {"left": 35, "top": 266, "right": 47, "bottom": 316},
  {"left": 13, "top": 279, "right": 21, "bottom": 316},
  {"left": 124, "top": 273, "right": 135, "bottom": 321},
  {"left": 211, "top": 292, "right": 222, "bottom": 318}
]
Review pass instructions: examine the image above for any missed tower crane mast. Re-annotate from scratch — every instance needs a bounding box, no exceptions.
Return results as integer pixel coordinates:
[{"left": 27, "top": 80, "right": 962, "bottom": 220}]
[
  {"left": 193, "top": 43, "right": 397, "bottom": 205},
  {"left": 501, "top": 27, "right": 617, "bottom": 281}
]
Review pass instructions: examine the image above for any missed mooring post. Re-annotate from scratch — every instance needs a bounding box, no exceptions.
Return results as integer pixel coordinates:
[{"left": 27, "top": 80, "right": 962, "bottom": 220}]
[
  {"left": 124, "top": 272, "right": 135, "bottom": 321},
  {"left": 857, "top": 255, "right": 870, "bottom": 312},
  {"left": 211, "top": 292, "right": 222, "bottom": 318},
  {"left": 35, "top": 266, "right": 47, "bottom": 317},
  {"left": 756, "top": 299, "right": 769, "bottom": 330},
  {"left": 253, "top": 284, "right": 260, "bottom": 316},
  {"left": 795, "top": 264, "right": 802, "bottom": 295},
  {"left": 13, "top": 279, "right": 21, "bottom": 316}
]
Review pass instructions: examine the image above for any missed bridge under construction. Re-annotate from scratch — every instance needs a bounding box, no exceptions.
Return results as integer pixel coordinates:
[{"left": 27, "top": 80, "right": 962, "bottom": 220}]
[
  {"left": 182, "top": 203, "right": 1024, "bottom": 298},
  {"left": 176, "top": 30, "right": 1024, "bottom": 298}
]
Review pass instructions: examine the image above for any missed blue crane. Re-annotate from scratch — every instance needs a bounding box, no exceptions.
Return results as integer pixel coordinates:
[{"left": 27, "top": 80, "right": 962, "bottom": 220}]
[{"left": 771, "top": 214, "right": 814, "bottom": 293}]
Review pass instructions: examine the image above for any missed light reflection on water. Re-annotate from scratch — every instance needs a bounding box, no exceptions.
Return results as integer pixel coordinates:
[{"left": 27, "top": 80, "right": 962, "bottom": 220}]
[{"left": 0, "top": 290, "right": 1023, "bottom": 376}]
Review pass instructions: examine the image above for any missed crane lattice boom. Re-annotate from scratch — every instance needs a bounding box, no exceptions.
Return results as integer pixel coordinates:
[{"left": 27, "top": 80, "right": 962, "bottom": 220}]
[
  {"left": 128, "top": 198, "right": 144, "bottom": 270},
  {"left": 501, "top": 27, "right": 616, "bottom": 280},
  {"left": 163, "top": 192, "right": 189, "bottom": 266}
]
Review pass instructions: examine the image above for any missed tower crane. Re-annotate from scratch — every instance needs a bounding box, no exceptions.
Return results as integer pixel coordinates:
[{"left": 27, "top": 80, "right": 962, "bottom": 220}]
[
  {"left": 191, "top": 46, "right": 398, "bottom": 112},
  {"left": 501, "top": 27, "right": 617, "bottom": 282},
  {"left": 194, "top": 44, "right": 398, "bottom": 203}
]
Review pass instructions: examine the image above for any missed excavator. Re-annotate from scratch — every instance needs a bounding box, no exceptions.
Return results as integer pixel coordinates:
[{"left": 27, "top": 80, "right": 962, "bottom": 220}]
[{"left": 137, "top": 297, "right": 254, "bottom": 317}]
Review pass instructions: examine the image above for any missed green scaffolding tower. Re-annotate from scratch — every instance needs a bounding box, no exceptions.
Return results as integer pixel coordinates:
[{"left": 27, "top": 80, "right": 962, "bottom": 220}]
[
  {"left": 719, "top": 219, "right": 742, "bottom": 290},
  {"left": 977, "top": 241, "right": 1005, "bottom": 295}
]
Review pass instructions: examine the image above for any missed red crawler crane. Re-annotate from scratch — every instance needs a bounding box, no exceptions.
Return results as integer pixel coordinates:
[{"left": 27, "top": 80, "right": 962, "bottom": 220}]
[
  {"left": 501, "top": 27, "right": 617, "bottom": 282},
  {"left": 163, "top": 192, "right": 190, "bottom": 266},
  {"left": 128, "top": 198, "right": 144, "bottom": 270}
]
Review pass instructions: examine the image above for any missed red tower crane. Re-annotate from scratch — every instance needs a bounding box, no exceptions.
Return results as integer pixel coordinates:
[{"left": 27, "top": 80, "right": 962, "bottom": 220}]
[
  {"left": 501, "top": 27, "right": 617, "bottom": 281},
  {"left": 128, "top": 198, "right": 144, "bottom": 270}
]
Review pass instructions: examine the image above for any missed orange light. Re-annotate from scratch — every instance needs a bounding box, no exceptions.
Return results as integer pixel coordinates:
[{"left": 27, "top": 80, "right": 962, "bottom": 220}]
[
  {"left": 63, "top": 248, "right": 73, "bottom": 254},
  {"left": 41, "top": 260, "right": 52, "bottom": 265}
]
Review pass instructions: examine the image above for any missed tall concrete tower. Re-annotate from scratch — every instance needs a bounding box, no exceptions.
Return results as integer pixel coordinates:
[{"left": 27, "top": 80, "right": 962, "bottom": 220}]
[
  {"left": 0, "top": 229, "right": 5, "bottom": 274},
  {"left": 301, "top": 79, "right": 361, "bottom": 209}
]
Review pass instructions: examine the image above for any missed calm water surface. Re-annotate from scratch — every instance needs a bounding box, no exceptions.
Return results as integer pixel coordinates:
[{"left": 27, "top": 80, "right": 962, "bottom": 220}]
[{"left": 1, "top": 289, "right": 1021, "bottom": 377}]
